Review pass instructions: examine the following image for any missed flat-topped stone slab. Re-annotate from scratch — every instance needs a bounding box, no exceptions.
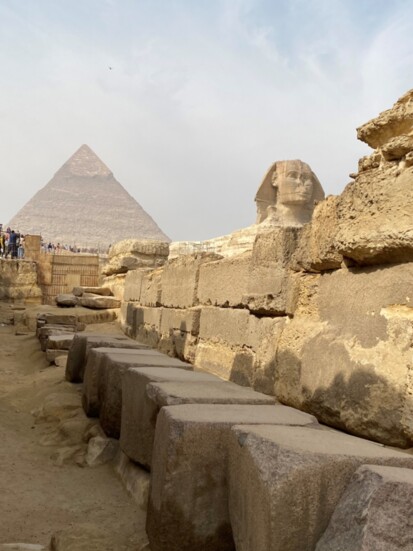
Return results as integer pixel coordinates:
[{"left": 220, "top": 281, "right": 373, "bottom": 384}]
[
  {"left": 121, "top": 368, "right": 223, "bottom": 468},
  {"left": 83, "top": 351, "right": 192, "bottom": 438},
  {"left": 83, "top": 347, "right": 172, "bottom": 416},
  {"left": 315, "top": 464, "right": 413, "bottom": 551},
  {"left": 127, "top": 379, "right": 275, "bottom": 470},
  {"left": 65, "top": 333, "right": 150, "bottom": 383},
  {"left": 228, "top": 424, "right": 413, "bottom": 551},
  {"left": 78, "top": 295, "right": 121, "bottom": 309},
  {"left": 147, "top": 404, "right": 317, "bottom": 551},
  {"left": 46, "top": 334, "right": 75, "bottom": 350},
  {"left": 72, "top": 286, "right": 113, "bottom": 297}
]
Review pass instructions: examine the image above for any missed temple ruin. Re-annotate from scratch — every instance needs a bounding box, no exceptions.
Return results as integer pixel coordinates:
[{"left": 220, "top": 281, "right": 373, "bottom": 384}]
[{"left": 1, "top": 89, "right": 413, "bottom": 550}]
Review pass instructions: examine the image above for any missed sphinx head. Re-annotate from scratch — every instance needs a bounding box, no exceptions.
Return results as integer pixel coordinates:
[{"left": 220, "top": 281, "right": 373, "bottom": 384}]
[{"left": 255, "top": 159, "right": 324, "bottom": 225}]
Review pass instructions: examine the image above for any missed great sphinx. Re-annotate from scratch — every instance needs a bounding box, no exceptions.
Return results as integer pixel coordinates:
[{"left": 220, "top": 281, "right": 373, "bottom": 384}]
[{"left": 255, "top": 159, "right": 325, "bottom": 226}]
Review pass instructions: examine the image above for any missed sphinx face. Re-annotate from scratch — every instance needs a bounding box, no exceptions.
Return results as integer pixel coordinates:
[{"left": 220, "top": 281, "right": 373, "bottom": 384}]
[{"left": 273, "top": 165, "right": 314, "bottom": 206}]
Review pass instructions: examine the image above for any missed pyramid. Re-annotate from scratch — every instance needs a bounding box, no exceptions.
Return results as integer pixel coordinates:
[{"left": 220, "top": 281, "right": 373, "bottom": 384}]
[{"left": 8, "top": 145, "right": 170, "bottom": 250}]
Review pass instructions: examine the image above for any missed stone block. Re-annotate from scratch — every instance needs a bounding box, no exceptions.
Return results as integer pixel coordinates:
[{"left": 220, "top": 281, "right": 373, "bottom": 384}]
[
  {"left": 86, "top": 352, "right": 192, "bottom": 438},
  {"left": 133, "top": 306, "right": 163, "bottom": 348},
  {"left": 46, "top": 334, "right": 75, "bottom": 350},
  {"left": 276, "top": 262, "right": 413, "bottom": 447},
  {"left": 147, "top": 404, "right": 316, "bottom": 551},
  {"left": 228, "top": 424, "right": 413, "bottom": 551},
  {"left": 72, "top": 286, "right": 113, "bottom": 297},
  {"left": 199, "top": 307, "right": 250, "bottom": 347},
  {"left": 161, "top": 254, "right": 220, "bottom": 308},
  {"left": 194, "top": 342, "right": 255, "bottom": 386},
  {"left": 55, "top": 293, "right": 78, "bottom": 307},
  {"left": 78, "top": 295, "right": 121, "bottom": 309},
  {"left": 121, "top": 367, "right": 222, "bottom": 468},
  {"left": 243, "top": 227, "right": 301, "bottom": 315},
  {"left": 140, "top": 268, "right": 163, "bottom": 307},
  {"left": 159, "top": 307, "right": 201, "bottom": 336},
  {"left": 123, "top": 269, "right": 151, "bottom": 302},
  {"left": 197, "top": 253, "right": 252, "bottom": 307},
  {"left": 246, "top": 316, "right": 286, "bottom": 395},
  {"left": 316, "top": 464, "right": 413, "bottom": 551},
  {"left": 65, "top": 333, "right": 150, "bottom": 383}
]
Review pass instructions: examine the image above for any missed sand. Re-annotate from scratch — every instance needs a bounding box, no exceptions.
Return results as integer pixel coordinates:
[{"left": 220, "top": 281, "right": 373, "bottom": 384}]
[{"left": 0, "top": 304, "right": 149, "bottom": 550}]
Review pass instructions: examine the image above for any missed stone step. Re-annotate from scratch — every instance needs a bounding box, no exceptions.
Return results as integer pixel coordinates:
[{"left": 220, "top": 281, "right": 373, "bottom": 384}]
[
  {"left": 227, "top": 424, "right": 413, "bottom": 551},
  {"left": 82, "top": 350, "right": 192, "bottom": 439},
  {"left": 65, "top": 333, "right": 150, "bottom": 383},
  {"left": 146, "top": 403, "right": 317, "bottom": 551},
  {"left": 121, "top": 367, "right": 223, "bottom": 468}
]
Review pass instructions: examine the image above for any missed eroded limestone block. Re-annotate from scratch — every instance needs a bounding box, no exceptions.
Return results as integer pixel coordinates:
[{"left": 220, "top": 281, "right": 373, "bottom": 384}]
[
  {"left": 244, "top": 227, "right": 302, "bottom": 315},
  {"left": 84, "top": 351, "right": 192, "bottom": 439},
  {"left": 197, "top": 253, "right": 252, "bottom": 307},
  {"left": 228, "top": 424, "right": 413, "bottom": 551},
  {"left": 159, "top": 307, "right": 201, "bottom": 336},
  {"left": 123, "top": 269, "right": 151, "bottom": 302},
  {"left": 194, "top": 341, "right": 255, "bottom": 386},
  {"left": 275, "top": 263, "right": 413, "bottom": 447},
  {"left": 78, "top": 295, "right": 121, "bottom": 309},
  {"left": 103, "top": 239, "right": 169, "bottom": 276},
  {"left": 46, "top": 349, "right": 69, "bottom": 363},
  {"left": 133, "top": 306, "right": 163, "bottom": 348},
  {"left": 161, "top": 254, "right": 220, "bottom": 308},
  {"left": 120, "top": 367, "right": 221, "bottom": 469},
  {"left": 55, "top": 294, "right": 78, "bottom": 307},
  {"left": 146, "top": 404, "right": 316, "bottom": 551},
  {"left": 139, "top": 268, "right": 163, "bottom": 307},
  {"left": 316, "top": 464, "right": 413, "bottom": 551},
  {"left": 72, "top": 286, "right": 113, "bottom": 297},
  {"left": 65, "top": 333, "right": 149, "bottom": 383},
  {"left": 199, "top": 307, "right": 250, "bottom": 347}
]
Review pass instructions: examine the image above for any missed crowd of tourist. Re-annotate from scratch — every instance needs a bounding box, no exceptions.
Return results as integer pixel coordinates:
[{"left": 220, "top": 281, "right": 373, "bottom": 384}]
[{"left": 0, "top": 224, "right": 25, "bottom": 259}]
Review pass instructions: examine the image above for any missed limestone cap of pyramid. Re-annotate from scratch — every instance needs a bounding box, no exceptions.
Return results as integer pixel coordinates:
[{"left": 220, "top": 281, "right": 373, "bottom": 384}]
[{"left": 55, "top": 144, "right": 113, "bottom": 178}]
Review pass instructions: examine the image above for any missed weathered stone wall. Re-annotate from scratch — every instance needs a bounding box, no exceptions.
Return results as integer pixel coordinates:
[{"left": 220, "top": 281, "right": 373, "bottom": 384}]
[
  {"left": 0, "top": 258, "right": 42, "bottom": 302},
  {"left": 117, "top": 89, "right": 413, "bottom": 448}
]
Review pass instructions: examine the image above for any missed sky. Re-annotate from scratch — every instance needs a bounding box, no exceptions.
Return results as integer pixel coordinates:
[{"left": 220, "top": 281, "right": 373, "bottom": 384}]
[{"left": 0, "top": 0, "right": 412, "bottom": 242}]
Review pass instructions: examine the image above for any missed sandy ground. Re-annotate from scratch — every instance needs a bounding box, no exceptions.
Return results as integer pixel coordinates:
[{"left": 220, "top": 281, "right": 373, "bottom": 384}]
[{"left": 0, "top": 303, "right": 149, "bottom": 550}]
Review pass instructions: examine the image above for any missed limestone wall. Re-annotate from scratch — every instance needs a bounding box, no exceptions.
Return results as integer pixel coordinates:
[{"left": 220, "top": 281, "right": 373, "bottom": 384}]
[
  {"left": 117, "top": 89, "right": 413, "bottom": 448},
  {"left": 0, "top": 259, "right": 42, "bottom": 302}
]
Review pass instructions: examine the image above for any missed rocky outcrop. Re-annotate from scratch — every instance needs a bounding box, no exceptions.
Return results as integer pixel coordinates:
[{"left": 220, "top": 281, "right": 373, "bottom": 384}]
[
  {"left": 102, "top": 239, "right": 169, "bottom": 277},
  {"left": 0, "top": 259, "right": 42, "bottom": 303}
]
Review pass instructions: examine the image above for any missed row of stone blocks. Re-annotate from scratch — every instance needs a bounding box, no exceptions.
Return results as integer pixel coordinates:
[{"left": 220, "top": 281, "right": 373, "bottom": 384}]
[{"left": 63, "top": 332, "right": 413, "bottom": 550}]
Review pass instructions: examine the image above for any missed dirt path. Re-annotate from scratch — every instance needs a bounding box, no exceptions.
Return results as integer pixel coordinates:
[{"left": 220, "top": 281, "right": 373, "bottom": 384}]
[{"left": 0, "top": 304, "right": 149, "bottom": 550}]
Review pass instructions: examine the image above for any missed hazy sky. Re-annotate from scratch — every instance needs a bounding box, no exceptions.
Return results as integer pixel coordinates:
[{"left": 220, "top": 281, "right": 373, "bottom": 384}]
[{"left": 1, "top": 0, "right": 412, "bottom": 241}]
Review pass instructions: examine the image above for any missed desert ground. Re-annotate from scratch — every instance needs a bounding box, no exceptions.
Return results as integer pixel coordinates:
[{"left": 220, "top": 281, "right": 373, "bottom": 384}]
[{"left": 0, "top": 303, "right": 149, "bottom": 550}]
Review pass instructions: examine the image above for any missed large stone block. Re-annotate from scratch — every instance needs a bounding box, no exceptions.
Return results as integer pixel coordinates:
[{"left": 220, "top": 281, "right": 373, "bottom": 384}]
[
  {"left": 147, "top": 404, "right": 316, "bottom": 551},
  {"left": 65, "top": 333, "right": 149, "bottom": 383},
  {"left": 194, "top": 341, "right": 255, "bottom": 386},
  {"left": 84, "top": 350, "right": 192, "bottom": 438},
  {"left": 47, "top": 334, "right": 75, "bottom": 350},
  {"left": 199, "top": 307, "right": 250, "bottom": 347},
  {"left": 243, "top": 227, "right": 301, "bottom": 315},
  {"left": 123, "top": 269, "right": 151, "bottom": 302},
  {"left": 316, "top": 464, "right": 413, "bottom": 551},
  {"left": 78, "top": 295, "right": 121, "bottom": 309},
  {"left": 159, "top": 307, "right": 201, "bottom": 336},
  {"left": 275, "top": 262, "right": 413, "bottom": 447},
  {"left": 140, "top": 268, "right": 163, "bottom": 307},
  {"left": 120, "top": 367, "right": 222, "bottom": 468},
  {"left": 228, "top": 424, "right": 413, "bottom": 551},
  {"left": 197, "top": 253, "right": 252, "bottom": 307},
  {"left": 133, "top": 306, "right": 163, "bottom": 348},
  {"left": 161, "top": 254, "right": 220, "bottom": 308}
]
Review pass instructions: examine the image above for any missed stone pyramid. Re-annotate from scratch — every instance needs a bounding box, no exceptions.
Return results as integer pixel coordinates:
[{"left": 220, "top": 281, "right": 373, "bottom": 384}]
[{"left": 8, "top": 145, "right": 170, "bottom": 250}]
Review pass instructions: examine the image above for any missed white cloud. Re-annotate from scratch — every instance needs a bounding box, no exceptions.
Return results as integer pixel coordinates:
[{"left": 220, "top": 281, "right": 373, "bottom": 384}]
[{"left": 0, "top": 1, "right": 412, "bottom": 240}]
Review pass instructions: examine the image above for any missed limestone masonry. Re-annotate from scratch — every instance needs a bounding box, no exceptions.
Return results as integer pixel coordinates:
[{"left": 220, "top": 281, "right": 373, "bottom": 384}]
[{"left": 113, "top": 89, "right": 413, "bottom": 450}]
